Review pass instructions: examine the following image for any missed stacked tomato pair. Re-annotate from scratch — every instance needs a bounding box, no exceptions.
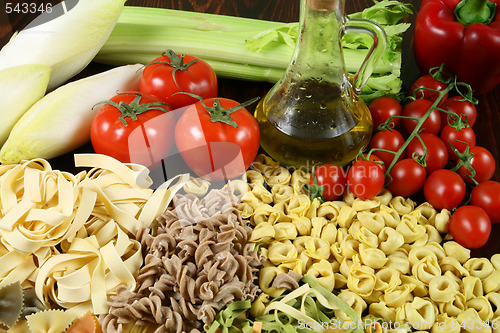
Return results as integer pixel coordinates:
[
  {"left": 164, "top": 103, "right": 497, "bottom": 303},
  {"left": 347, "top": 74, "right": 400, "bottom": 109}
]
[{"left": 89, "top": 50, "right": 260, "bottom": 180}]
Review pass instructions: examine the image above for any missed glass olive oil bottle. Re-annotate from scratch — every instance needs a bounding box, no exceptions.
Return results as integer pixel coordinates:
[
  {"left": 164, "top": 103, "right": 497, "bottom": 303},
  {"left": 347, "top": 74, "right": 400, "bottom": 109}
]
[{"left": 255, "top": 0, "right": 387, "bottom": 169}]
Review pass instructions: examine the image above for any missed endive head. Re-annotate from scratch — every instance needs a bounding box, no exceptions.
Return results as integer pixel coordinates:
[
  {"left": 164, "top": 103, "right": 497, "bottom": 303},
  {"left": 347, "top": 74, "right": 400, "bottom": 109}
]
[{"left": 0, "top": 0, "right": 127, "bottom": 90}]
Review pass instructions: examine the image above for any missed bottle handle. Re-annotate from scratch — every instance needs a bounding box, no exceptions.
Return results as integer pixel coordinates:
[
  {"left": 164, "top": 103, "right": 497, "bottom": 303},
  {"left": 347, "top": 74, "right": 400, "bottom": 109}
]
[{"left": 344, "top": 18, "right": 388, "bottom": 95}]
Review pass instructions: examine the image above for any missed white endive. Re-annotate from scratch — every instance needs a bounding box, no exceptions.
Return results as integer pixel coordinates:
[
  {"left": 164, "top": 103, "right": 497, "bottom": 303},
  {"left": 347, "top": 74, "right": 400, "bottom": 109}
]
[
  {"left": 0, "top": 0, "right": 126, "bottom": 90},
  {"left": 0, "top": 64, "right": 51, "bottom": 146},
  {"left": 0, "top": 64, "right": 143, "bottom": 164}
]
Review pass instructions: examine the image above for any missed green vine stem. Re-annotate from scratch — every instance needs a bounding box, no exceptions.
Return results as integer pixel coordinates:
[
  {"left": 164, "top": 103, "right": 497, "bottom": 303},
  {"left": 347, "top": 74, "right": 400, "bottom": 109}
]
[{"left": 382, "top": 84, "right": 455, "bottom": 177}]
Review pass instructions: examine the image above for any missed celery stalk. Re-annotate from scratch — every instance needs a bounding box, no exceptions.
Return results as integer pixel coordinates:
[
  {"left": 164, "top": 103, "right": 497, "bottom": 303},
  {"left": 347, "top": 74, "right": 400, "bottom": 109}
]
[
  {"left": 0, "top": 0, "right": 126, "bottom": 90},
  {"left": 0, "top": 64, "right": 51, "bottom": 146},
  {"left": 96, "top": 1, "right": 411, "bottom": 101},
  {"left": 0, "top": 64, "right": 143, "bottom": 164}
]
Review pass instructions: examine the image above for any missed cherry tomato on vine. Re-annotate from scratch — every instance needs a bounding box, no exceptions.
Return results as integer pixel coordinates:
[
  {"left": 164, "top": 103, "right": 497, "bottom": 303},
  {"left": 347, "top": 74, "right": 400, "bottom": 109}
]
[
  {"left": 423, "top": 169, "right": 466, "bottom": 210},
  {"left": 440, "top": 125, "right": 476, "bottom": 161},
  {"left": 308, "top": 165, "right": 347, "bottom": 201},
  {"left": 175, "top": 97, "right": 260, "bottom": 181},
  {"left": 449, "top": 206, "right": 491, "bottom": 249},
  {"left": 402, "top": 99, "right": 441, "bottom": 135},
  {"left": 139, "top": 49, "right": 218, "bottom": 109},
  {"left": 368, "top": 96, "right": 402, "bottom": 130},
  {"left": 440, "top": 96, "right": 477, "bottom": 128},
  {"left": 347, "top": 160, "right": 385, "bottom": 200},
  {"left": 369, "top": 129, "right": 406, "bottom": 167},
  {"left": 90, "top": 92, "right": 175, "bottom": 168},
  {"left": 457, "top": 146, "right": 496, "bottom": 184},
  {"left": 409, "top": 74, "right": 448, "bottom": 105},
  {"left": 406, "top": 133, "right": 449, "bottom": 174},
  {"left": 355, "top": 153, "right": 386, "bottom": 173},
  {"left": 387, "top": 158, "right": 426, "bottom": 197},
  {"left": 471, "top": 181, "right": 500, "bottom": 223}
]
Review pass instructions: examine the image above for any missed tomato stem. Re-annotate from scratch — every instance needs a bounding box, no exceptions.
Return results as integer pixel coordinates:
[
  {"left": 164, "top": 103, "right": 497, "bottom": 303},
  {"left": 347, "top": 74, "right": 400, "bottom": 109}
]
[
  {"left": 94, "top": 92, "right": 171, "bottom": 126},
  {"left": 178, "top": 92, "right": 260, "bottom": 128},
  {"left": 449, "top": 140, "right": 479, "bottom": 185},
  {"left": 429, "top": 64, "right": 453, "bottom": 84},
  {"left": 304, "top": 164, "right": 325, "bottom": 202},
  {"left": 412, "top": 134, "right": 428, "bottom": 168},
  {"left": 145, "top": 49, "right": 198, "bottom": 92}
]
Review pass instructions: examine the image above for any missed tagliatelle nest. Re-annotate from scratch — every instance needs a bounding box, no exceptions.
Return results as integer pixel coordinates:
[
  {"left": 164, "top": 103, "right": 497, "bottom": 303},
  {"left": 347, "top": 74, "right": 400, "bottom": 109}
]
[{"left": 0, "top": 154, "right": 188, "bottom": 315}]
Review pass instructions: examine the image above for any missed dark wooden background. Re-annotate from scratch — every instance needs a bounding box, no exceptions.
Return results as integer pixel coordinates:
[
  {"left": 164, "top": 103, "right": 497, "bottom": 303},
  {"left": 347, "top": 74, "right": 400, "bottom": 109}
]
[{"left": 1, "top": 0, "right": 500, "bottom": 256}]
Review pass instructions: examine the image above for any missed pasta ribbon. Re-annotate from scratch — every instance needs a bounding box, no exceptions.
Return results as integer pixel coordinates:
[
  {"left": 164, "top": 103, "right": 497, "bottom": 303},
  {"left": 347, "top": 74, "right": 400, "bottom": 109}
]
[
  {"left": 35, "top": 228, "right": 142, "bottom": 314},
  {"left": 0, "top": 154, "right": 188, "bottom": 313}
]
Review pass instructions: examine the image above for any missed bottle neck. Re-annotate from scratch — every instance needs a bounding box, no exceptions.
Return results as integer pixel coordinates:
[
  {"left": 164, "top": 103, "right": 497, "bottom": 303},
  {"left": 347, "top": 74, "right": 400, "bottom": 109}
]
[{"left": 290, "top": 0, "right": 346, "bottom": 82}]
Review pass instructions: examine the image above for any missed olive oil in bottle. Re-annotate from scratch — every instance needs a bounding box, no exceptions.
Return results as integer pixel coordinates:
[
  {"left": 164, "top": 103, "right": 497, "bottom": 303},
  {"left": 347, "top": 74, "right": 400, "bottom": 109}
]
[
  {"left": 254, "top": 0, "right": 386, "bottom": 170},
  {"left": 255, "top": 79, "right": 372, "bottom": 168}
]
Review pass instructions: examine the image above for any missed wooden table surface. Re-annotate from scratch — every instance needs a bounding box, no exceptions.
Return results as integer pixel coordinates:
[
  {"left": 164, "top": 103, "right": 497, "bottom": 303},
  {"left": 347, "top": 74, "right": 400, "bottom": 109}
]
[{"left": 1, "top": 0, "right": 500, "bottom": 257}]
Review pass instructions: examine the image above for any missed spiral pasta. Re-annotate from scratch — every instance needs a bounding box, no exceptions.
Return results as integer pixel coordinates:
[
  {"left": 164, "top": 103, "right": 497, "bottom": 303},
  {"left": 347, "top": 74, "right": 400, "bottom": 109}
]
[{"left": 100, "top": 188, "right": 263, "bottom": 332}]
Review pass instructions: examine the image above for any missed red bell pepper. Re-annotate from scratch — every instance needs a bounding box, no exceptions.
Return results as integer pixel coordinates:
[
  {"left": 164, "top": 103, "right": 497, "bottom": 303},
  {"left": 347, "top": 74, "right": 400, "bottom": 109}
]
[{"left": 414, "top": 0, "right": 500, "bottom": 94}]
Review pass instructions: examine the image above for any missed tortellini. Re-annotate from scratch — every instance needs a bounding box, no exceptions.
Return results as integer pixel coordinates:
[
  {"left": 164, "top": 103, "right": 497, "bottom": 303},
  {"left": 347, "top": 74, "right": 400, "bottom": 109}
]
[
  {"left": 443, "top": 241, "right": 471, "bottom": 264},
  {"left": 240, "top": 155, "right": 500, "bottom": 332},
  {"left": 428, "top": 275, "right": 459, "bottom": 303},
  {"left": 305, "top": 259, "right": 335, "bottom": 292},
  {"left": 379, "top": 227, "right": 405, "bottom": 255},
  {"left": 403, "top": 297, "right": 437, "bottom": 330}
]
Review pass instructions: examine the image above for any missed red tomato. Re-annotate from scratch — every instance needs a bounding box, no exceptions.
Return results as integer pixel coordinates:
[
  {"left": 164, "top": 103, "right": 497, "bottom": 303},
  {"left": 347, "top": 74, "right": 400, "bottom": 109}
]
[
  {"left": 440, "top": 125, "right": 476, "bottom": 162},
  {"left": 402, "top": 99, "right": 441, "bottom": 135},
  {"left": 309, "top": 165, "right": 347, "bottom": 201},
  {"left": 369, "top": 129, "right": 406, "bottom": 167},
  {"left": 139, "top": 50, "right": 218, "bottom": 109},
  {"left": 90, "top": 92, "right": 175, "bottom": 168},
  {"left": 406, "top": 133, "right": 449, "bottom": 174},
  {"left": 423, "top": 169, "right": 466, "bottom": 210},
  {"left": 175, "top": 97, "right": 260, "bottom": 181},
  {"left": 347, "top": 160, "right": 385, "bottom": 200},
  {"left": 409, "top": 74, "right": 448, "bottom": 105},
  {"left": 470, "top": 181, "right": 500, "bottom": 223},
  {"left": 457, "top": 146, "right": 496, "bottom": 184},
  {"left": 449, "top": 206, "right": 491, "bottom": 249},
  {"left": 368, "top": 96, "right": 402, "bottom": 130},
  {"left": 355, "top": 153, "right": 386, "bottom": 173},
  {"left": 440, "top": 96, "right": 477, "bottom": 128},
  {"left": 387, "top": 159, "right": 426, "bottom": 197}
]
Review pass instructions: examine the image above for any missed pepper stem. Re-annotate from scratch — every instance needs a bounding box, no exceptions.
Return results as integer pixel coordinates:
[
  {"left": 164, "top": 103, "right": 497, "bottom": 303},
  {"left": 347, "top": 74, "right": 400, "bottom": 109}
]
[{"left": 455, "top": 0, "right": 497, "bottom": 26}]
